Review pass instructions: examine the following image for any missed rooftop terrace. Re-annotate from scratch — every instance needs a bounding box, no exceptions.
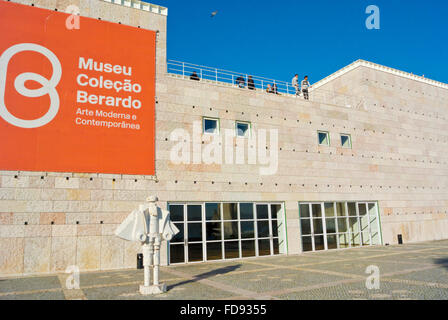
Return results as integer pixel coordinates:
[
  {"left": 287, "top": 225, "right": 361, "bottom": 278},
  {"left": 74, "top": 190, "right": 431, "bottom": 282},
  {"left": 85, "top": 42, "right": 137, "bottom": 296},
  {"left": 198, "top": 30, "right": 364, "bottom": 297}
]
[{"left": 166, "top": 59, "right": 448, "bottom": 111}]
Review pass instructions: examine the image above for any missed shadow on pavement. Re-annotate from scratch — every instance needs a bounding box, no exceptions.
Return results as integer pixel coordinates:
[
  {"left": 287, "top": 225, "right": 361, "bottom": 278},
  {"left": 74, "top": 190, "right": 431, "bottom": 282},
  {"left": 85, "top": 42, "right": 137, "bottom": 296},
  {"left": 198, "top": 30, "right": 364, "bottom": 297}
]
[
  {"left": 168, "top": 264, "right": 242, "bottom": 290},
  {"left": 433, "top": 258, "right": 448, "bottom": 270}
]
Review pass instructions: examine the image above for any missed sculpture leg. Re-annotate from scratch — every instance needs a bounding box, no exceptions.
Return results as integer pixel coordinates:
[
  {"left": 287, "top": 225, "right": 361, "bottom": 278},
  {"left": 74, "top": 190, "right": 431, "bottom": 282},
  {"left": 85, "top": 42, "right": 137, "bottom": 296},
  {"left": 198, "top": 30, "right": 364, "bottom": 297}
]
[
  {"left": 148, "top": 238, "right": 155, "bottom": 274},
  {"left": 143, "top": 244, "right": 151, "bottom": 287},
  {"left": 144, "top": 236, "right": 166, "bottom": 294},
  {"left": 153, "top": 237, "right": 160, "bottom": 286}
]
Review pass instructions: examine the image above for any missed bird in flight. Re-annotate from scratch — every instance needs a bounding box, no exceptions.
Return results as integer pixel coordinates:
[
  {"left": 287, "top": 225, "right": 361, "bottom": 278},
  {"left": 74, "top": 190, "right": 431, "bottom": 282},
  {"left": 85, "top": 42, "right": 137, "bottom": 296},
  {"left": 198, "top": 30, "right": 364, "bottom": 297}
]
[{"left": 211, "top": 10, "right": 218, "bottom": 18}]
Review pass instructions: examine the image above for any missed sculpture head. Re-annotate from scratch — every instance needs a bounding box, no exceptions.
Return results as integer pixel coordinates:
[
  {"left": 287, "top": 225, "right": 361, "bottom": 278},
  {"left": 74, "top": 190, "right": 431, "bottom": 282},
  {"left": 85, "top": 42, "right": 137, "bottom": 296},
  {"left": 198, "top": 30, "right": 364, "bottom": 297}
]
[{"left": 146, "top": 195, "right": 158, "bottom": 203}]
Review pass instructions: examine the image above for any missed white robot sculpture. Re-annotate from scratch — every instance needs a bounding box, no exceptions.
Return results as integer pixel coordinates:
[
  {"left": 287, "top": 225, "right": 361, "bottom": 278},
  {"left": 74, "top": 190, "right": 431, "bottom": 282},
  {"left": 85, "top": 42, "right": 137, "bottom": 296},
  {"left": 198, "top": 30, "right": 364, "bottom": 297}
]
[{"left": 115, "top": 196, "right": 179, "bottom": 295}]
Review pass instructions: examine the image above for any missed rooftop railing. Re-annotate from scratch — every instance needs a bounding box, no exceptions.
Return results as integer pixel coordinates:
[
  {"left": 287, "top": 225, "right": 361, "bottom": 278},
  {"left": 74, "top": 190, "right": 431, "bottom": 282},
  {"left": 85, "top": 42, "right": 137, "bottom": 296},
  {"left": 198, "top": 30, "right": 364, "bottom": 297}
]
[
  {"left": 101, "top": 0, "right": 168, "bottom": 15},
  {"left": 167, "top": 59, "right": 366, "bottom": 110}
]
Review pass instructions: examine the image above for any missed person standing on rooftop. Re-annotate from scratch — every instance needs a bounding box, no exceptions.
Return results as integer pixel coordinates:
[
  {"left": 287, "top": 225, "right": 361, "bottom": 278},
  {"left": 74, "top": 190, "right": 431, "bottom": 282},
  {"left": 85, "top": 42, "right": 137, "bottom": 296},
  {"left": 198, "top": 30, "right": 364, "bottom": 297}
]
[
  {"left": 292, "top": 74, "right": 300, "bottom": 96},
  {"left": 236, "top": 75, "right": 246, "bottom": 88},
  {"left": 248, "top": 76, "right": 255, "bottom": 90},
  {"left": 301, "top": 75, "right": 311, "bottom": 100},
  {"left": 190, "top": 71, "right": 200, "bottom": 81}
]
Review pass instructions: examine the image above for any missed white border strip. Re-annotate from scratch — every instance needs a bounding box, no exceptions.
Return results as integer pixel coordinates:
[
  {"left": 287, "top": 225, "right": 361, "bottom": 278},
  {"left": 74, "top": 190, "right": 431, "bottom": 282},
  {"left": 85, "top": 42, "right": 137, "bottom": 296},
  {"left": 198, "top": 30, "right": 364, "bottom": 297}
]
[
  {"left": 101, "top": 0, "right": 168, "bottom": 16},
  {"left": 311, "top": 59, "right": 448, "bottom": 91}
]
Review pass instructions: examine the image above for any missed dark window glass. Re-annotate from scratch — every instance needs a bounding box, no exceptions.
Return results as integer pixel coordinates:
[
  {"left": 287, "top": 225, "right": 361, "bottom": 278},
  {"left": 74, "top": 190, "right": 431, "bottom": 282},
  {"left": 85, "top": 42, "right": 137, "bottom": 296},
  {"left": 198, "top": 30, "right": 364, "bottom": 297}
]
[
  {"left": 327, "top": 235, "right": 337, "bottom": 249},
  {"left": 206, "top": 242, "right": 222, "bottom": 261},
  {"left": 236, "top": 122, "right": 249, "bottom": 137},
  {"left": 224, "top": 241, "right": 239, "bottom": 259},
  {"left": 347, "top": 203, "right": 357, "bottom": 217},
  {"left": 358, "top": 203, "right": 367, "bottom": 216},
  {"left": 314, "top": 235, "right": 325, "bottom": 251},
  {"left": 302, "top": 236, "right": 313, "bottom": 252},
  {"left": 257, "top": 221, "right": 270, "bottom": 238},
  {"left": 324, "top": 203, "right": 335, "bottom": 217},
  {"left": 171, "top": 223, "right": 184, "bottom": 243},
  {"left": 313, "top": 219, "right": 323, "bottom": 234},
  {"left": 256, "top": 204, "right": 269, "bottom": 219},
  {"left": 206, "top": 222, "right": 221, "bottom": 241},
  {"left": 188, "top": 223, "right": 202, "bottom": 242},
  {"left": 223, "top": 203, "right": 238, "bottom": 220},
  {"left": 326, "top": 218, "right": 336, "bottom": 234},
  {"left": 170, "top": 244, "right": 185, "bottom": 264},
  {"left": 271, "top": 219, "right": 278, "bottom": 237},
  {"left": 312, "top": 204, "right": 322, "bottom": 218},
  {"left": 188, "top": 243, "right": 203, "bottom": 262},
  {"left": 341, "top": 135, "right": 351, "bottom": 148},
  {"left": 300, "top": 219, "right": 311, "bottom": 235},
  {"left": 223, "top": 221, "right": 238, "bottom": 240},
  {"left": 318, "top": 132, "right": 329, "bottom": 145},
  {"left": 239, "top": 203, "right": 254, "bottom": 220},
  {"left": 205, "top": 203, "right": 221, "bottom": 221},
  {"left": 271, "top": 204, "right": 281, "bottom": 219},
  {"left": 338, "top": 218, "right": 348, "bottom": 232},
  {"left": 300, "top": 204, "right": 310, "bottom": 218},
  {"left": 204, "top": 118, "right": 217, "bottom": 134},
  {"left": 241, "top": 240, "right": 256, "bottom": 257},
  {"left": 169, "top": 205, "right": 184, "bottom": 222},
  {"left": 240, "top": 221, "right": 255, "bottom": 239},
  {"left": 258, "top": 239, "right": 271, "bottom": 256},
  {"left": 336, "top": 202, "right": 346, "bottom": 216},
  {"left": 273, "top": 238, "right": 280, "bottom": 255},
  {"left": 187, "top": 205, "right": 202, "bottom": 221}
]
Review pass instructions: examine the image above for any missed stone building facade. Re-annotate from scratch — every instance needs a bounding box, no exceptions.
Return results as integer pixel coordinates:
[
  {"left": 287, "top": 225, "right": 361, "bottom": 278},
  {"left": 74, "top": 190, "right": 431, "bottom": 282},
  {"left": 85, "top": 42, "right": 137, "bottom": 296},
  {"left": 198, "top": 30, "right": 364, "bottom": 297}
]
[{"left": 1, "top": 0, "right": 447, "bottom": 276}]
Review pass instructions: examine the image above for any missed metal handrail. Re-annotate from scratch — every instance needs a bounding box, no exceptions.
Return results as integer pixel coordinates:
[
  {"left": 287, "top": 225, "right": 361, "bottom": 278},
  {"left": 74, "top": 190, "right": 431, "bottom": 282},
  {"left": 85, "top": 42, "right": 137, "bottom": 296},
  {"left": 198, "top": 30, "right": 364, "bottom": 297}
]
[{"left": 167, "top": 59, "right": 366, "bottom": 109}]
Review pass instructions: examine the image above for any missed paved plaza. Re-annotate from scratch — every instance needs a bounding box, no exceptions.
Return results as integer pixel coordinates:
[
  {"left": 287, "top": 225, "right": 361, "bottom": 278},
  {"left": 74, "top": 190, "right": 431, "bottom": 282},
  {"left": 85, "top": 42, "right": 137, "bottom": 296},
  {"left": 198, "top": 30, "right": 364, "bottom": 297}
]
[{"left": 1, "top": 240, "right": 448, "bottom": 300}]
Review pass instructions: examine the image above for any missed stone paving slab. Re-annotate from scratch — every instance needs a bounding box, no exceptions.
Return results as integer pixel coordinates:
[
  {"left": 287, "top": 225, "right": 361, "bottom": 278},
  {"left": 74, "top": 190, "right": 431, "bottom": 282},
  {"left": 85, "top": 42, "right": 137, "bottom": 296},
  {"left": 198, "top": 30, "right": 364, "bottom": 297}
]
[
  {"left": 300, "top": 258, "right": 427, "bottom": 276},
  {"left": 1, "top": 240, "right": 448, "bottom": 300},
  {"left": 242, "top": 254, "right": 338, "bottom": 267},
  {"left": 385, "top": 267, "right": 448, "bottom": 286},
  {"left": 168, "top": 260, "right": 269, "bottom": 277},
  {"left": 0, "top": 290, "right": 66, "bottom": 300},
  {"left": 0, "top": 276, "right": 61, "bottom": 293},
  {"left": 83, "top": 280, "right": 233, "bottom": 300},
  {"left": 78, "top": 269, "right": 177, "bottom": 288},
  {"left": 372, "top": 253, "right": 448, "bottom": 266},
  {"left": 210, "top": 268, "right": 349, "bottom": 293},
  {"left": 275, "top": 280, "right": 448, "bottom": 300}
]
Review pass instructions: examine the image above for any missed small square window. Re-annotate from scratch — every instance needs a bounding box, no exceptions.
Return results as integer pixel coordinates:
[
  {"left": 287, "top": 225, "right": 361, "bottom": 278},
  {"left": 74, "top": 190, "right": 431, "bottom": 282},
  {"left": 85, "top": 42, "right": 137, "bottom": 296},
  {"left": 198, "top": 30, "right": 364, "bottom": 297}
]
[
  {"left": 203, "top": 117, "right": 219, "bottom": 135},
  {"left": 236, "top": 121, "right": 251, "bottom": 137},
  {"left": 341, "top": 134, "right": 352, "bottom": 148},
  {"left": 318, "top": 131, "right": 330, "bottom": 146}
]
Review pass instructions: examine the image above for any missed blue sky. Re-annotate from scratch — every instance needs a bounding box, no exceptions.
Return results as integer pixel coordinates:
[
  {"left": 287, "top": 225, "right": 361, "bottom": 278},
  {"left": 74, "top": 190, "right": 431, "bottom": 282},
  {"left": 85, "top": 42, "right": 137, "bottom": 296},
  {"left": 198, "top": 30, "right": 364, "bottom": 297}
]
[{"left": 147, "top": 0, "right": 447, "bottom": 84}]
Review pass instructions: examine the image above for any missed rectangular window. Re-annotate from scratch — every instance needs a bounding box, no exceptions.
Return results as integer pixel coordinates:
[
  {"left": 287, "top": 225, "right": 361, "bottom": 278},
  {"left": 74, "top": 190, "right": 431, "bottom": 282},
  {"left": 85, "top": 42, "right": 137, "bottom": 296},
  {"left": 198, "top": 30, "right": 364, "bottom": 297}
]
[
  {"left": 340, "top": 134, "right": 352, "bottom": 148},
  {"left": 318, "top": 131, "right": 330, "bottom": 146},
  {"left": 235, "top": 121, "right": 251, "bottom": 137},
  {"left": 203, "top": 117, "right": 219, "bottom": 135}
]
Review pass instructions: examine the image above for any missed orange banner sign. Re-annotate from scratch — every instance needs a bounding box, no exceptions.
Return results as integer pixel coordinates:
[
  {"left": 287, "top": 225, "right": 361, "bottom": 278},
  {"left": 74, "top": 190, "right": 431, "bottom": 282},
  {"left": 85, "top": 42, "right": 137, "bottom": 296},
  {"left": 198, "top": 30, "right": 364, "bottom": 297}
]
[{"left": 0, "top": 1, "right": 156, "bottom": 175}]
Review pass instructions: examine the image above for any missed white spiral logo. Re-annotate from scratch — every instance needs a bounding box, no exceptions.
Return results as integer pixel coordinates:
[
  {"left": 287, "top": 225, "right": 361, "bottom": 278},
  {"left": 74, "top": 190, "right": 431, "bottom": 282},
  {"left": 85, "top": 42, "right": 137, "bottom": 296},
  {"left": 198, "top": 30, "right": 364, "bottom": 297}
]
[{"left": 0, "top": 43, "right": 62, "bottom": 128}]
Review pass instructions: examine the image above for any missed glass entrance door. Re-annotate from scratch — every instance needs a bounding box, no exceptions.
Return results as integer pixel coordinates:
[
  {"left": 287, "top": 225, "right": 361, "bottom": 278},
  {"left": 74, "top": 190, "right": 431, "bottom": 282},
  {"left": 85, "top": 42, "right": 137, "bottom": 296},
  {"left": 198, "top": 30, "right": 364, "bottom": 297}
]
[
  {"left": 299, "top": 203, "right": 326, "bottom": 252},
  {"left": 168, "top": 204, "right": 205, "bottom": 264},
  {"left": 186, "top": 205, "right": 204, "bottom": 262},
  {"left": 300, "top": 201, "right": 381, "bottom": 253},
  {"left": 168, "top": 204, "right": 186, "bottom": 264},
  {"left": 169, "top": 202, "right": 286, "bottom": 264}
]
